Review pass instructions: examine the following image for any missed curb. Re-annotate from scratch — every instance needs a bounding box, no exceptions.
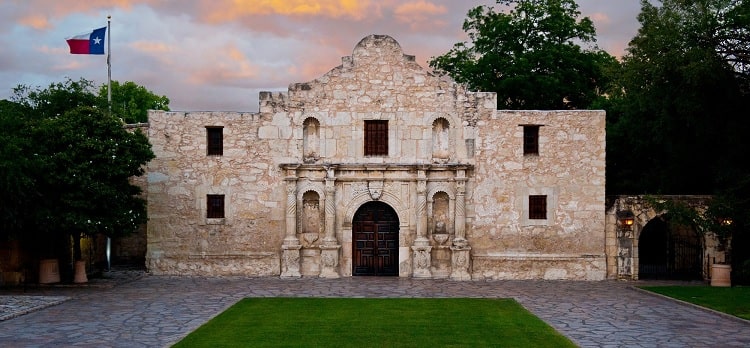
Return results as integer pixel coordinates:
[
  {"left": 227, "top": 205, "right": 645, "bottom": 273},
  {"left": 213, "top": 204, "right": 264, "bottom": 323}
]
[
  {"left": 629, "top": 286, "right": 750, "bottom": 326},
  {"left": 0, "top": 296, "right": 71, "bottom": 321}
]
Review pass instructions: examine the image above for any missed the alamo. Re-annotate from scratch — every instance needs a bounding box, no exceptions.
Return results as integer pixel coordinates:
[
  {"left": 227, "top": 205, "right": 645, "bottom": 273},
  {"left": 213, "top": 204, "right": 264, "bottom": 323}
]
[{"left": 144, "top": 34, "right": 606, "bottom": 280}]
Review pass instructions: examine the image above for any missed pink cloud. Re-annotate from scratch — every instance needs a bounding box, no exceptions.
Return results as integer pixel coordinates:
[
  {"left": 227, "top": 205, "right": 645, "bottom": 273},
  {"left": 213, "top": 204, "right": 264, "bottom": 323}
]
[
  {"left": 394, "top": 1, "right": 448, "bottom": 31},
  {"left": 19, "top": 14, "right": 51, "bottom": 30},
  {"left": 201, "top": 0, "right": 373, "bottom": 23},
  {"left": 130, "top": 41, "right": 174, "bottom": 54},
  {"left": 13, "top": 0, "right": 152, "bottom": 29}
]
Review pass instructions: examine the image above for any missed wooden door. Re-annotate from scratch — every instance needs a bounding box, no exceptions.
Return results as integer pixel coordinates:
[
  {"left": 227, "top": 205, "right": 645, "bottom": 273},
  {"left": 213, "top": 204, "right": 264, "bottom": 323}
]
[{"left": 352, "top": 202, "right": 399, "bottom": 276}]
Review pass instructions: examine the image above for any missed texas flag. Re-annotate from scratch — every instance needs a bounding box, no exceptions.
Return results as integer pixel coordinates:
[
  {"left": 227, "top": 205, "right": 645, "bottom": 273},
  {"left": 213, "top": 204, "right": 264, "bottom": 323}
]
[{"left": 66, "top": 27, "right": 106, "bottom": 55}]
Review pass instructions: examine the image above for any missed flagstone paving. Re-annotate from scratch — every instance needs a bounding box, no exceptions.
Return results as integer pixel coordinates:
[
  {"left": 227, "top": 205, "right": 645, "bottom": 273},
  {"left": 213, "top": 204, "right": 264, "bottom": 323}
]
[{"left": 0, "top": 272, "right": 748, "bottom": 347}]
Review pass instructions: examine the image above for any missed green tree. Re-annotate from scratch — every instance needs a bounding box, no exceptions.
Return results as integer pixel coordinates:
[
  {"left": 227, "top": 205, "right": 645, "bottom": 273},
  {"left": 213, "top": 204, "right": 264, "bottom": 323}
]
[
  {"left": 0, "top": 100, "right": 40, "bottom": 240},
  {"left": 607, "top": 0, "right": 749, "bottom": 194},
  {"left": 2, "top": 78, "right": 157, "bottom": 266},
  {"left": 429, "top": 0, "right": 616, "bottom": 109},
  {"left": 11, "top": 78, "right": 98, "bottom": 119},
  {"left": 33, "top": 106, "right": 154, "bottom": 260},
  {"left": 99, "top": 80, "right": 169, "bottom": 123},
  {"left": 606, "top": 0, "right": 750, "bottom": 283}
]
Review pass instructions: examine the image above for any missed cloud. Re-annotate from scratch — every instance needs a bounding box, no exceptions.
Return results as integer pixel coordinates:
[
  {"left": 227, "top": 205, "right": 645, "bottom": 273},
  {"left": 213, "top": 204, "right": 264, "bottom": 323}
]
[
  {"left": 130, "top": 41, "right": 174, "bottom": 54},
  {"left": 394, "top": 1, "right": 448, "bottom": 31},
  {"left": 11, "top": 0, "right": 153, "bottom": 30},
  {"left": 202, "top": 0, "right": 373, "bottom": 22},
  {"left": 19, "top": 14, "right": 52, "bottom": 30}
]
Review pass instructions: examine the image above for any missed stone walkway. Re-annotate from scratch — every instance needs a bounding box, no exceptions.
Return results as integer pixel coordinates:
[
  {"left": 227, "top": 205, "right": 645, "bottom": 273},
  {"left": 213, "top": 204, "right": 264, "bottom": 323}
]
[{"left": 0, "top": 273, "right": 748, "bottom": 347}]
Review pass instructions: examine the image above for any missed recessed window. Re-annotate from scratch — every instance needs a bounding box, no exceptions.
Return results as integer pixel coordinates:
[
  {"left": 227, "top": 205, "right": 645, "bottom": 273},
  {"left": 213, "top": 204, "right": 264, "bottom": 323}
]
[
  {"left": 364, "top": 120, "right": 388, "bottom": 156},
  {"left": 529, "top": 195, "right": 547, "bottom": 220},
  {"left": 523, "top": 125, "right": 540, "bottom": 155},
  {"left": 207, "top": 194, "right": 225, "bottom": 218},
  {"left": 206, "top": 127, "right": 223, "bottom": 156}
]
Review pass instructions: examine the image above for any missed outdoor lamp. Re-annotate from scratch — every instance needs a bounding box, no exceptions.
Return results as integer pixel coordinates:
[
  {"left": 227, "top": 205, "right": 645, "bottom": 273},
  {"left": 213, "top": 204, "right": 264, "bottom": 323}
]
[{"left": 617, "top": 211, "right": 635, "bottom": 227}]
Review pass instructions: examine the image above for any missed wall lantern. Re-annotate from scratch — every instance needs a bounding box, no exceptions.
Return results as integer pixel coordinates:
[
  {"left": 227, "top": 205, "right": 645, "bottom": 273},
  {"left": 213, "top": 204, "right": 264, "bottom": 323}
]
[{"left": 617, "top": 211, "right": 635, "bottom": 227}]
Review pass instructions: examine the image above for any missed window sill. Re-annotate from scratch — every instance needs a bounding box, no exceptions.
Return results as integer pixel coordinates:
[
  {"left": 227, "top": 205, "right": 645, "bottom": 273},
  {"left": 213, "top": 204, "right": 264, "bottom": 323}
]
[{"left": 206, "top": 218, "right": 225, "bottom": 225}]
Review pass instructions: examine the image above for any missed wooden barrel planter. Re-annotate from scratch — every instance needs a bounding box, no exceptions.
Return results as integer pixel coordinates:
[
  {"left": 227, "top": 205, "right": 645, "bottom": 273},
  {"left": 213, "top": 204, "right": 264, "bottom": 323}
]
[
  {"left": 711, "top": 264, "right": 731, "bottom": 287},
  {"left": 38, "top": 259, "right": 61, "bottom": 284},
  {"left": 73, "top": 260, "right": 88, "bottom": 283}
]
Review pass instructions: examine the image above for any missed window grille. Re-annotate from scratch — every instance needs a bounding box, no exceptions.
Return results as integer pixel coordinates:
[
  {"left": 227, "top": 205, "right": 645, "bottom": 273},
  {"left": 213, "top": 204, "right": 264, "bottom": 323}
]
[
  {"left": 529, "top": 195, "right": 547, "bottom": 220},
  {"left": 364, "top": 120, "right": 388, "bottom": 156},
  {"left": 523, "top": 125, "right": 539, "bottom": 155},
  {"left": 207, "top": 194, "right": 225, "bottom": 218},
  {"left": 206, "top": 127, "right": 223, "bottom": 156}
]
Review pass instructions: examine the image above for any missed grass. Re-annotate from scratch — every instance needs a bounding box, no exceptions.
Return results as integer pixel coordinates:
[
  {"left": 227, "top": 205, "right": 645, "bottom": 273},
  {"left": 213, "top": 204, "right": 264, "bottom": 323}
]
[
  {"left": 639, "top": 286, "right": 750, "bottom": 320},
  {"left": 173, "top": 298, "right": 575, "bottom": 348}
]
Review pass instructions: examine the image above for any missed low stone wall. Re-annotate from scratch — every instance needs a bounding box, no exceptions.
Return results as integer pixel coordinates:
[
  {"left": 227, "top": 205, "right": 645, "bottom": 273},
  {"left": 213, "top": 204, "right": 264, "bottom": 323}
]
[
  {"left": 471, "top": 253, "right": 606, "bottom": 280},
  {"left": 147, "top": 252, "right": 280, "bottom": 276}
]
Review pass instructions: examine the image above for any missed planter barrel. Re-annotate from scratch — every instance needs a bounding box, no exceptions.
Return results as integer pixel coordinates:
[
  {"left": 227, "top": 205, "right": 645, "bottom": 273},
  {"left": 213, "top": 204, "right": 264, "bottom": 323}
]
[
  {"left": 711, "top": 264, "right": 731, "bottom": 287},
  {"left": 73, "top": 260, "right": 88, "bottom": 283},
  {"left": 39, "top": 259, "right": 61, "bottom": 284}
]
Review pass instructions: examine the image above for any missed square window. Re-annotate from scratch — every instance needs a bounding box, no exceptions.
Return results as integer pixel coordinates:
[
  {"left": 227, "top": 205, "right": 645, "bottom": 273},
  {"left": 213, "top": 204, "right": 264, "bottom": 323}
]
[
  {"left": 523, "top": 125, "right": 540, "bottom": 155},
  {"left": 207, "top": 194, "right": 225, "bottom": 218},
  {"left": 364, "top": 120, "right": 388, "bottom": 156},
  {"left": 529, "top": 195, "right": 547, "bottom": 220},
  {"left": 206, "top": 127, "right": 223, "bottom": 156}
]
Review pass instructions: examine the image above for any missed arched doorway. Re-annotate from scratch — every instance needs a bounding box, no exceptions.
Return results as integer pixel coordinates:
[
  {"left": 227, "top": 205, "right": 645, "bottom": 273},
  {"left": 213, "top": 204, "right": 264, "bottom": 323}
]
[
  {"left": 639, "top": 216, "right": 702, "bottom": 280},
  {"left": 352, "top": 201, "right": 399, "bottom": 276}
]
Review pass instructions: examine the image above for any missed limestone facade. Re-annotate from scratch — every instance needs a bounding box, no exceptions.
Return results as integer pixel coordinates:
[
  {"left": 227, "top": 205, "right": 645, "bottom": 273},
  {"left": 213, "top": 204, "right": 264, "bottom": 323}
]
[{"left": 145, "top": 35, "right": 607, "bottom": 280}]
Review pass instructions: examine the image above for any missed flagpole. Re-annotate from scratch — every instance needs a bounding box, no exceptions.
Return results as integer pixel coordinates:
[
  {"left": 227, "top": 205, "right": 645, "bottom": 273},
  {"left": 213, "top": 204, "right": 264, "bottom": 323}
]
[
  {"left": 106, "top": 15, "right": 112, "bottom": 272},
  {"left": 107, "top": 15, "right": 112, "bottom": 115}
]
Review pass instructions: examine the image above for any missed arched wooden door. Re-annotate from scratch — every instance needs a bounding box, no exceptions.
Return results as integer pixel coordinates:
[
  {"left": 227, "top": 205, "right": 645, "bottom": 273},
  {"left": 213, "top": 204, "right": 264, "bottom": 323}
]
[{"left": 352, "top": 201, "right": 399, "bottom": 276}]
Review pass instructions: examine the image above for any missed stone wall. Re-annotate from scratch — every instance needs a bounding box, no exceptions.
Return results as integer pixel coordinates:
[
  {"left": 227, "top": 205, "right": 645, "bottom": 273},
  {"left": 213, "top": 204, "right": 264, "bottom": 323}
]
[
  {"left": 146, "top": 34, "right": 607, "bottom": 280},
  {"left": 469, "top": 110, "right": 607, "bottom": 280},
  {"left": 146, "top": 112, "right": 286, "bottom": 275}
]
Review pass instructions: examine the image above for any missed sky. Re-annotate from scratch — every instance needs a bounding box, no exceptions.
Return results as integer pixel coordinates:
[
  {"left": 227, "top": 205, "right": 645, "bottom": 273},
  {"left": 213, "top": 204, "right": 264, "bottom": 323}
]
[{"left": 0, "top": 1, "right": 643, "bottom": 112}]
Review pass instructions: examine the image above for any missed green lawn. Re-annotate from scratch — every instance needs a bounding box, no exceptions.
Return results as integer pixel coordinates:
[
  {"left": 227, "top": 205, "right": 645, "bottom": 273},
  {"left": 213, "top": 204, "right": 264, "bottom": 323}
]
[
  {"left": 173, "top": 298, "right": 575, "bottom": 348},
  {"left": 640, "top": 286, "right": 750, "bottom": 320}
]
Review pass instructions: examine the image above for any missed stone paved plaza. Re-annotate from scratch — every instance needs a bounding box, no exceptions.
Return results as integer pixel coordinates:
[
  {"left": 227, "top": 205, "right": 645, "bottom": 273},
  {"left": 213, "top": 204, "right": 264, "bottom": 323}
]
[{"left": 1, "top": 274, "right": 749, "bottom": 347}]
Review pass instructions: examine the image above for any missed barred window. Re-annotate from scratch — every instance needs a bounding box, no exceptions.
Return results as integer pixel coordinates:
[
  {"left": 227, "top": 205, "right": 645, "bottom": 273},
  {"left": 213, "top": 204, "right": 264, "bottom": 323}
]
[
  {"left": 364, "top": 120, "right": 388, "bottom": 156},
  {"left": 207, "top": 194, "right": 225, "bottom": 218},
  {"left": 206, "top": 127, "right": 223, "bottom": 156},
  {"left": 523, "top": 125, "right": 540, "bottom": 155},
  {"left": 529, "top": 195, "right": 547, "bottom": 220}
]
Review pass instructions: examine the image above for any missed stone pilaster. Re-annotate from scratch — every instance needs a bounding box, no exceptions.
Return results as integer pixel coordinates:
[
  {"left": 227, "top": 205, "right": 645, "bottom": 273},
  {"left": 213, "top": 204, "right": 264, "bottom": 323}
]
[
  {"left": 452, "top": 169, "right": 468, "bottom": 247},
  {"left": 414, "top": 167, "right": 430, "bottom": 247},
  {"left": 281, "top": 167, "right": 301, "bottom": 278},
  {"left": 450, "top": 245, "right": 471, "bottom": 280},
  {"left": 319, "top": 166, "right": 340, "bottom": 278},
  {"left": 450, "top": 168, "right": 471, "bottom": 280},
  {"left": 412, "top": 166, "right": 431, "bottom": 277},
  {"left": 281, "top": 244, "right": 302, "bottom": 278},
  {"left": 319, "top": 245, "right": 341, "bottom": 278},
  {"left": 412, "top": 245, "right": 433, "bottom": 278}
]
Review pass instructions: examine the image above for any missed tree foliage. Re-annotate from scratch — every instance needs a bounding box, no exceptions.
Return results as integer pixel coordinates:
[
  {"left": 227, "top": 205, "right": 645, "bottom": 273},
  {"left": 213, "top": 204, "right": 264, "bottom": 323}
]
[
  {"left": 1, "top": 78, "right": 157, "bottom": 260},
  {"left": 607, "top": 0, "right": 750, "bottom": 195},
  {"left": 429, "top": 0, "right": 616, "bottom": 109},
  {"left": 99, "top": 80, "right": 169, "bottom": 123},
  {"left": 605, "top": 0, "right": 750, "bottom": 281}
]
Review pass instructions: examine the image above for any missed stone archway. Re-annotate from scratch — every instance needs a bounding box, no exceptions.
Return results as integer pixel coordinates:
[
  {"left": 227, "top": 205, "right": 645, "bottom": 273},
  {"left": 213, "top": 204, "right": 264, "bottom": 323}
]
[
  {"left": 638, "top": 216, "right": 702, "bottom": 280},
  {"left": 352, "top": 201, "right": 399, "bottom": 276}
]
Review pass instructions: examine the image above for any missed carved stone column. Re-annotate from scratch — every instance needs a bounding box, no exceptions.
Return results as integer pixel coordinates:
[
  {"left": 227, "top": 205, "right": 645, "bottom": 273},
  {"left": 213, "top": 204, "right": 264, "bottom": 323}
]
[
  {"left": 281, "top": 166, "right": 301, "bottom": 278},
  {"left": 453, "top": 171, "right": 468, "bottom": 246},
  {"left": 451, "top": 168, "right": 471, "bottom": 280},
  {"left": 413, "top": 166, "right": 432, "bottom": 278},
  {"left": 319, "top": 166, "right": 340, "bottom": 278},
  {"left": 414, "top": 167, "right": 430, "bottom": 246}
]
